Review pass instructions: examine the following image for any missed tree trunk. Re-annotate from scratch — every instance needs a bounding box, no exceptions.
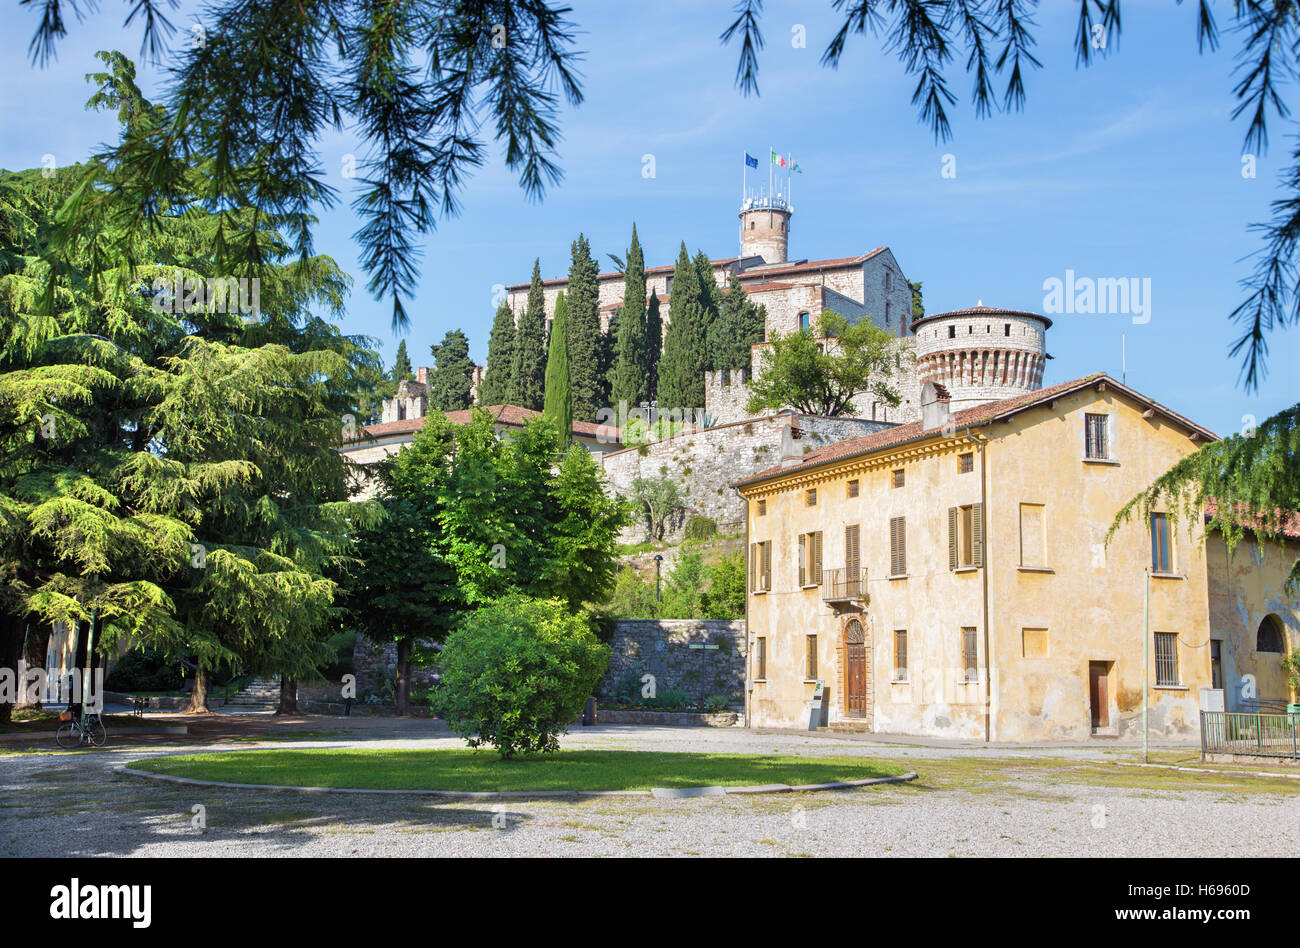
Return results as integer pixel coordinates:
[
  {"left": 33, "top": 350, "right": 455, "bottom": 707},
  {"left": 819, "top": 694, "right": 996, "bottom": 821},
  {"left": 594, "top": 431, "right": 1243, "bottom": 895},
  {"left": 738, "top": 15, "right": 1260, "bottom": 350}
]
[
  {"left": 0, "top": 611, "right": 26, "bottom": 725},
  {"left": 276, "top": 676, "right": 298, "bottom": 715},
  {"left": 68, "top": 618, "right": 89, "bottom": 719},
  {"left": 186, "top": 666, "right": 210, "bottom": 714},
  {"left": 16, "top": 623, "right": 51, "bottom": 709},
  {"left": 395, "top": 639, "right": 412, "bottom": 717}
]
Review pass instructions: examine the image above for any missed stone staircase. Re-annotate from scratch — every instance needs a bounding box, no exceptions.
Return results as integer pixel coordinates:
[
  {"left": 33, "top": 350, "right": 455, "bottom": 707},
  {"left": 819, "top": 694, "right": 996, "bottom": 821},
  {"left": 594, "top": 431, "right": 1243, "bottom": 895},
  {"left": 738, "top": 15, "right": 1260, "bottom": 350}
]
[{"left": 222, "top": 677, "right": 280, "bottom": 712}]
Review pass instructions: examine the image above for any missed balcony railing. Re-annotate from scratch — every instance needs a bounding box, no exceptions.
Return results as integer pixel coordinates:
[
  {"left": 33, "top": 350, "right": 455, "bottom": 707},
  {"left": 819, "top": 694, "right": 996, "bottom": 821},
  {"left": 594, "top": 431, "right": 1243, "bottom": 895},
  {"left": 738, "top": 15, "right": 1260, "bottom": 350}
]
[
  {"left": 1201, "top": 710, "right": 1300, "bottom": 760},
  {"left": 822, "top": 568, "right": 868, "bottom": 602}
]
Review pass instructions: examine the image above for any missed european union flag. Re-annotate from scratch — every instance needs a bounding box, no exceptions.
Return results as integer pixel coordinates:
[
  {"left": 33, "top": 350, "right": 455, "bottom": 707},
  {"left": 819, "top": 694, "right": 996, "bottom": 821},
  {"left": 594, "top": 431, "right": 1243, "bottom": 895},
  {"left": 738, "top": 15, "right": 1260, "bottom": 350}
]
[{"left": 745, "top": 153, "right": 759, "bottom": 169}]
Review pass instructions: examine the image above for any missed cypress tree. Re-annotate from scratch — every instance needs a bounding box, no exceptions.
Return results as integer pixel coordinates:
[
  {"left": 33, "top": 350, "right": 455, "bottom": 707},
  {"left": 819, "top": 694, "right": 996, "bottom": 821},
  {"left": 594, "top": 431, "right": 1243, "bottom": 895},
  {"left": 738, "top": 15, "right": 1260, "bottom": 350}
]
[
  {"left": 646, "top": 291, "right": 663, "bottom": 400},
  {"left": 565, "top": 234, "right": 602, "bottom": 421},
  {"left": 694, "top": 249, "right": 723, "bottom": 368},
  {"left": 479, "top": 300, "right": 518, "bottom": 405},
  {"left": 427, "top": 329, "right": 476, "bottom": 411},
  {"left": 391, "top": 340, "right": 413, "bottom": 382},
  {"left": 710, "top": 280, "right": 767, "bottom": 374},
  {"left": 543, "top": 291, "right": 573, "bottom": 442},
  {"left": 658, "top": 243, "right": 708, "bottom": 413},
  {"left": 513, "top": 259, "right": 548, "bottom": 410},
  {"left": 610, "top": 224, "right": 650, "bottom": 408}
]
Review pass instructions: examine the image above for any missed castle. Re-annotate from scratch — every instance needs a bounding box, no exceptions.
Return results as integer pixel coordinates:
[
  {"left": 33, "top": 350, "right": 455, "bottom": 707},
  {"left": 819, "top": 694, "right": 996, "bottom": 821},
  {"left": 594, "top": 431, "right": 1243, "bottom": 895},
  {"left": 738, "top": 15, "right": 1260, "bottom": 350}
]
[{"left": 505, "top": 195, "right": 1051, "bottom": 427}]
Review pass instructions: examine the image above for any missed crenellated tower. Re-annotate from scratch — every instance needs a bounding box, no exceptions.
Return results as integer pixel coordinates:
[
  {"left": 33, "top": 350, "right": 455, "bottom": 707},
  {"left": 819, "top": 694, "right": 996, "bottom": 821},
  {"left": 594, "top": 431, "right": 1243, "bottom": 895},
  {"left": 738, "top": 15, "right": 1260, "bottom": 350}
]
[
  {"left": 739, "top": 195, "right": 791, "bottom": 264},
  {"left": 911, "top": 305, "right": 1051, "bottom": 413}
]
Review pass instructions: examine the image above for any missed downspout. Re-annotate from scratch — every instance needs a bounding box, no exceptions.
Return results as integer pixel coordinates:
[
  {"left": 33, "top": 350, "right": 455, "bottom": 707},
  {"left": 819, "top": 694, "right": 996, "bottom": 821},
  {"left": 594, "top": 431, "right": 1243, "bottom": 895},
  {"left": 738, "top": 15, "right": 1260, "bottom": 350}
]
[
  {"left": 965, "top": 426, "right": 993, "bottom": 743},
  {"left": 742, "top": 488, "right": 751, "bottom": 729}
]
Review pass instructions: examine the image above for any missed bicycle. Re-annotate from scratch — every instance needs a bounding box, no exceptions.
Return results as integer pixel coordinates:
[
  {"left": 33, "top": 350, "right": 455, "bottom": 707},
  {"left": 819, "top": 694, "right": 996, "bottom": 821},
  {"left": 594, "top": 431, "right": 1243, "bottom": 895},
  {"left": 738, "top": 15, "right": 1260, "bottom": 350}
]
[{"left": 55, "top": 711, "right": 106, "bottom": 749}]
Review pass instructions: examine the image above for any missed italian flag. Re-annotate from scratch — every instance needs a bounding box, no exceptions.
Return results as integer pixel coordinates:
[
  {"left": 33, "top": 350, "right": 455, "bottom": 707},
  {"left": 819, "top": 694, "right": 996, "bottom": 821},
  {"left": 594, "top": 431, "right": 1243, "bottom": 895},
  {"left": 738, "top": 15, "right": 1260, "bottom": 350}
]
[{"left": 770, "top": 150, "right": 786, "bottom": 167}]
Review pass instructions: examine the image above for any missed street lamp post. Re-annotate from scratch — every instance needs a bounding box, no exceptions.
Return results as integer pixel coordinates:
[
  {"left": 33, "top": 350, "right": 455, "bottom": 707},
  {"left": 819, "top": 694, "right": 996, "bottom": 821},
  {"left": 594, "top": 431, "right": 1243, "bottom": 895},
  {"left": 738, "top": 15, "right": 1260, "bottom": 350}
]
[{"left": 654, "top": 554, "right": 663, "bottom": 601}]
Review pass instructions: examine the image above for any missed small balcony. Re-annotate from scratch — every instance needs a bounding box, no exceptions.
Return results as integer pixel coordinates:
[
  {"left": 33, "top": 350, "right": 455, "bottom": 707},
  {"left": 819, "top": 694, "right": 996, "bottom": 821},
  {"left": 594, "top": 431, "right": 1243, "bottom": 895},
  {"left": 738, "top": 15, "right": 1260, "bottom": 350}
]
[{"left": 822, "top": 568, "right": 868, "bottom": 605}]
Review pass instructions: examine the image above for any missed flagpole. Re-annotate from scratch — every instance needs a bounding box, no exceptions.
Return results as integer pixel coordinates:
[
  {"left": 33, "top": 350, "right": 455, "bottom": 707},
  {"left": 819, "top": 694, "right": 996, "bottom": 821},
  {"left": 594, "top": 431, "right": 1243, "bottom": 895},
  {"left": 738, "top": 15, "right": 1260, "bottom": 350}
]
[
  {"left": 768, "top": 145, "right": 773, "bottom": 220},
  {"left": 789, "top": 153, "right": 794, "bottom": 208}
]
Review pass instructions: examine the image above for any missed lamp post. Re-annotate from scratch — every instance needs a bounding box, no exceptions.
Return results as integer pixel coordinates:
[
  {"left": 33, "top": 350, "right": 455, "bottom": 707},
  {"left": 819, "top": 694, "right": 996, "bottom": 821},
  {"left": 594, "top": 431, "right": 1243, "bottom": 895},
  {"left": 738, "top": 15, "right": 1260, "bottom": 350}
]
[{"left": 654, "top": 554, "right": 663, "bottom": 601}]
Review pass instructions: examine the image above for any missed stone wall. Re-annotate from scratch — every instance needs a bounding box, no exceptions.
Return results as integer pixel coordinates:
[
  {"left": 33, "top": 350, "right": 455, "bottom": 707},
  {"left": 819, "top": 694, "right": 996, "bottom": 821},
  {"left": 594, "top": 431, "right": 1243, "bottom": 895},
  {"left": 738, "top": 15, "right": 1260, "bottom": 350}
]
[
  {"left": 597, "top": 619, "right": 747, "bottom": 706},
  {"left": 601, "top": 412, "right": 895, "bottom": 539},
  {"left": 703, "top": 369, "right": 752, "bottom": 426},
  {"left": 352, "top": 636, "right": 440, "bottom": 693}
]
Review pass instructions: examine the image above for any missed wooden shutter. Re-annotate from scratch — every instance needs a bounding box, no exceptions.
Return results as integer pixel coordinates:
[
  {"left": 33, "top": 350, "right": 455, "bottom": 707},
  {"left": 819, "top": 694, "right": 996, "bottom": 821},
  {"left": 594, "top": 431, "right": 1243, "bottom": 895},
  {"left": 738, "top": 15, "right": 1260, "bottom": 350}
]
[
  {"left": 972, "top": 503, "right": 984, "bottom": 568},
  {"left": 845, "top": 524, "right": 860, "bottom": 573},
  {"left": 798, "top": 533, "right": 806, "bottom": 586},
  {"left": 762, "top": 541, "right": 772, "bottom": 590},
  {"left": 948, "top": 507, "right": 959, "bottom": 570},
  {"left": 890, "top": 517, "right": 906, "bottom": 575},
  {"left": 811, "top": 531, "right": 823, "bottom": 585},
  {"left": 748, "top": 542, "right": 756, "bottom": 591}
]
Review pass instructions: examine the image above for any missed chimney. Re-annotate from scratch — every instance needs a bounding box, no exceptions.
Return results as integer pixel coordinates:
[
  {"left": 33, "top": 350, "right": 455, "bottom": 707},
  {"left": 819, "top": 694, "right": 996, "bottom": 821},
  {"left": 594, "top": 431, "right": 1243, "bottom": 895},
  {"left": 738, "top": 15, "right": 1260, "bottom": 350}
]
[
  {"left": 921, "top": 381, "right": 952, "bottom": 432},
  {"left": 416, "top": 366, "right": 429, "bottom": 385},
  {"left": 779, "top": 411, "right": 804, "bottom": 467}
]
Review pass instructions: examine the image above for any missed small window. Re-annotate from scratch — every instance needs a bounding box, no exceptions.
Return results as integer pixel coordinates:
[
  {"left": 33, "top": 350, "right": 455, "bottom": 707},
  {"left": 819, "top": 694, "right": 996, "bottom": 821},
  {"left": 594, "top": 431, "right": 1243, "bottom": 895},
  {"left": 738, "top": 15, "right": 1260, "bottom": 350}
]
[
  {"left": 1085, "top": 412, "right": 1109, "bottom": 460},
  {"left": 962, "top": 628, "right": 979, "bottom": 682},
  {"left": 1150, "top": 513, "right": 1172, "bottom": 573},
  {"left": 885, "top": 300, "right": 892, "bottom": 325},
  {"left": 757, "top": 498, "right": 766, "bottom": 517},
  {"left": 1210, "top": 640, "right": 1223, "bottom": 689},
  {"left": 847, "top": 479, "right": 859, "bottom": 498},
  {"left": 806, "top": 488, "right": 817, "bottom": 507},
  {"left": 958, "top": 453, "right": 973, "bottom": 474},
  {"left": 749, "top": 220, "right": 755, "bottom": 230},
  {"left": 806, "top": 635, "right": 818, "bottom": 680},
  {"left": 894, "top": 630, "right": 908, "bottom": 682},
  {"left": 948, "top": 325, "right": 956, "bottom": 339},
  {"left": 755, "top": 637, "right": 767, "bottom": 680},
  {"left": 798, "top": 531, "right": 823, "bottom": 586},
  {"left": 889, "top": 516, "right": 906, "bottom": 576},
  {"left": 1256, "top": 615, "right": 1285, "bottom": 653},
  {"left": 892, "top": 469, "right": 905, "bottom": 488},
  {"left": 1004, "top": 323, "right": 1011, "bottom": 336},
  {"left": 799, "top": 312, "right": 811, "bottom": 331},
  {"left": 1154, "top": 632, "right": 1179, "bottom": 686}
]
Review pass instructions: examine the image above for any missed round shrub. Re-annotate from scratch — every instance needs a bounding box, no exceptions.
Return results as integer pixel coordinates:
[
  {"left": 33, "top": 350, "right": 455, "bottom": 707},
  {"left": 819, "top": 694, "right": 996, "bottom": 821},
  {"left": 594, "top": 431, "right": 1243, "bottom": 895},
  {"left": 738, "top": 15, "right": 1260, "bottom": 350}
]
[
  {"left": 683, "top": 515, "right": 717, "bottom": 542},
  {"left": 432, "top": 595, "right": 610, "bottom": 758}
]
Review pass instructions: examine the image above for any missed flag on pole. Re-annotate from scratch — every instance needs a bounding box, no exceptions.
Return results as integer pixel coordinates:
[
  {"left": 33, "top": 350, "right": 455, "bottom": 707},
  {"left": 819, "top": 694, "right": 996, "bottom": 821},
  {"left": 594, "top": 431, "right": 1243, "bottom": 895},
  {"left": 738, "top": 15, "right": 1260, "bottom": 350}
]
[
  {"left": 770, "top": 149, "right": 786, "bottom": 167},
  {"left": 792, "top": 163, "right": 803, "bottom": 174},
  {"left": 745, "top": 152, "right": 759, "bottom": 169}
]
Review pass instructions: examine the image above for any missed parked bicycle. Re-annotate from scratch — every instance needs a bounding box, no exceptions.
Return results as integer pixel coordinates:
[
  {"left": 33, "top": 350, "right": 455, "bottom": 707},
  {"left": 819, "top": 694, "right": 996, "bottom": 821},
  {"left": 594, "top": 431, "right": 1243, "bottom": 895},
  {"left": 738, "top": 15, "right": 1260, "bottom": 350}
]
[{"left": 55, "top": 711, "right": 106, "bottom": 749}]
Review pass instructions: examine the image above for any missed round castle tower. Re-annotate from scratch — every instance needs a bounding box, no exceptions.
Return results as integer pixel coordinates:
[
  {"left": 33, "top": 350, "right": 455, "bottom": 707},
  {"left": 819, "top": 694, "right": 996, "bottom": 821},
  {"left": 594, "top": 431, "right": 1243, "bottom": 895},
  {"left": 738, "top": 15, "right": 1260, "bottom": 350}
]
[
  {"left": 910, "top": 304, "right": 1051, "bottom": 413},
  {"left": 739, "top": 196, "right": 791, "bottom": 264}
]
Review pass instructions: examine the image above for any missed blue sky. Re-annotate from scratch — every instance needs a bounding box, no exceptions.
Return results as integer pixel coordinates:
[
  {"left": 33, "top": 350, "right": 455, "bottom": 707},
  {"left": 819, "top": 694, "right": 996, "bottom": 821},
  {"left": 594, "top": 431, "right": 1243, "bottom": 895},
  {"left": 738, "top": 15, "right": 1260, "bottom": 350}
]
[{"left": 2, "top": 0, "right": 1296, "bottom": 436}]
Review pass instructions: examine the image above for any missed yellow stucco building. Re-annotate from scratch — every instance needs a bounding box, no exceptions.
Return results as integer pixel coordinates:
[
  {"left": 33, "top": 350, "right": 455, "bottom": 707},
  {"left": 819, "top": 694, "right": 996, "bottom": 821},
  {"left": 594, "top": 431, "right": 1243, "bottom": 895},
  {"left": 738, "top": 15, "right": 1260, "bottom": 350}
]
[{"left": 734, "top": 372, "right": 1299, "bottom": 741}]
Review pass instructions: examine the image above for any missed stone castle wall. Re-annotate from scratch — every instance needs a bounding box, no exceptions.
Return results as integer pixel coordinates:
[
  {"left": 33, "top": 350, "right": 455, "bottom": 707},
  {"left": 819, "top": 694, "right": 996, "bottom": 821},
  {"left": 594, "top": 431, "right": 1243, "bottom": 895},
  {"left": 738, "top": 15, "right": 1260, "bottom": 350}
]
[
  {"left": 597, "top": 619, "right": 747, "bottom": 707},
  {"left": 600, "top": 413, "right": 894, "bottom": 539}
]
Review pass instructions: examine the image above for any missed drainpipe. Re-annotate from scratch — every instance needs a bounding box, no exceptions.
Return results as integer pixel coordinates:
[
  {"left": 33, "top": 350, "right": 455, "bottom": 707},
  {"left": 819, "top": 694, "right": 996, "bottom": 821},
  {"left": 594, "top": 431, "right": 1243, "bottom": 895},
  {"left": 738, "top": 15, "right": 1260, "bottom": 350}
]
[
  {"left": 965, "top": 427, "right": 993, "bottom": 743},
  {"left": 742, "top": 489, "right": 751, "bottom": 730}
]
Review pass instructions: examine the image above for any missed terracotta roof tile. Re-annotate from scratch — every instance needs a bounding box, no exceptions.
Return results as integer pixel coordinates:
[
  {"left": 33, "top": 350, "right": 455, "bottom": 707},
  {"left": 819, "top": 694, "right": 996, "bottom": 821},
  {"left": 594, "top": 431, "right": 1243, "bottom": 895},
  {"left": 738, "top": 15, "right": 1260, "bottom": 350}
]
[
  {"left": 911, "top": 304, "right": 1054, "bottom": 331},
  {"left": 734, "top": 373, "right": 1217, "bottom": 488}
]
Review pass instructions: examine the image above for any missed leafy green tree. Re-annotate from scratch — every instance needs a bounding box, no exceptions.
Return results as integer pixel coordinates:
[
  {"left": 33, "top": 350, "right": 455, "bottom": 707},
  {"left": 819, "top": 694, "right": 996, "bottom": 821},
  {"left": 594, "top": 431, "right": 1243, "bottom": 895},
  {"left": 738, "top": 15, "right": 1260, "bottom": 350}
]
[
  {"left": 513, "top": 260, "right": 548, "bottom": 410},
  {"left": 543, "top": 292, "right": 573, "bottom": 442},
  {"left": 565, "top": 234, "right": 602, "bottom": 421},
  {"left": 709, "top": 279, "right": 766, "bottom": 374},
  {"left": 658, "top": 243, "right": 708, "bottom": 412},
  {"left": 427, "top": 329, "right": 475, "bottom": 411},
  {"left": 478, "top": 301, "right": 518, "bottom": 406},
  {"left": 909, "top": 280, "right": 925, "bottom": 325},
  {"left": 693, "top": 249, "right": 723, "bottom": 365},
  {"left": 391, "top": 340, "right": 413, "bottom": 383},
  {"left": 610, "top": 224, "right": 650, "bottom": 408},
  {"left": 433, "top": 594, "right": 610, "bottom": 758},
  {"left": 747, "top": 309, "right": 905, "bottom": 418},
  {"left": 630, "top": 474, "right": 685, "bottom": 541}
]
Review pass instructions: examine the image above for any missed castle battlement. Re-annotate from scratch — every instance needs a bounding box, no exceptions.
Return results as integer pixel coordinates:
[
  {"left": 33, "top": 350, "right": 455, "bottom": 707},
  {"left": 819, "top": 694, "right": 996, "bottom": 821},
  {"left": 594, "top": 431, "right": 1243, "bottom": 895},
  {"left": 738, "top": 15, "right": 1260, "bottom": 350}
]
[{"left": 704, "top": 369, "right": 751, "bottom": 427}]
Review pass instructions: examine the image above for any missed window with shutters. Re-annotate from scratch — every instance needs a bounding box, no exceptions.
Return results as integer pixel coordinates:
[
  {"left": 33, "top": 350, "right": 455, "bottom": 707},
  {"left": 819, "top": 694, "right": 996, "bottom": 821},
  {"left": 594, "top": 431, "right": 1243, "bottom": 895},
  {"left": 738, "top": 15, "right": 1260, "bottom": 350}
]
[
  {"left": 1019, "top": 503, "right": 1046, "bottom": 567},
  {"left": 889, "top": 516, "right": 906, "bottom": 576},
  {"left": 806, "top": 488, "right": 817, "bottom": 506},
  {"left": 892, "top": 468, "right": 905, "bottom": 488},
  {"left": 845, "top": 524, "right": 860, "bottom": 575},
  {"left": 958, "top": 453, "right": 973, "bottom": 474},
  {"left": 847, "top": 479, "right": 859, "bottom": 498},
  {"left": 806, "top": 635, "right": 818, "bottom": 680},
  {"left": 749, "top": 541, "right": 772, "bottom": 592},
  {"left": 755, "top": 637, "right": 767, "bottom": 681},
  {"left": 949, "top": 504, "right": 984, "bottom": 569},
  {"left": 1085, "top": 412, "right": 1110, "bottom": 460},
  {"left": 797, "top": 531, "right": 823, "bottom": 586},
  {"left": 1150, "top": 512, "right": 1173, "bottom": 573},
  {"left": 1154, "top": 632, "right": 1179, "bottom": 686},
  {"left": 893, "top": 630, "right": 908, "bottom": 681},
  {"left": 756, "top": 498, "right": 766, "bottom": 517},
  {"left": 961, "top": 627, "right": 979, "bottom": 682}
]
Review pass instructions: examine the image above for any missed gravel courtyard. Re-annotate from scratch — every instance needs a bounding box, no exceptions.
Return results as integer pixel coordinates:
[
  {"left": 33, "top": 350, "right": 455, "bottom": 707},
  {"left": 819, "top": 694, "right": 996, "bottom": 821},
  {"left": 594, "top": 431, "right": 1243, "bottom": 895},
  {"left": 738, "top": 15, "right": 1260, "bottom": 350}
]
[{"left": 3, "top": 716, "right": 1298, "bottom": 857}]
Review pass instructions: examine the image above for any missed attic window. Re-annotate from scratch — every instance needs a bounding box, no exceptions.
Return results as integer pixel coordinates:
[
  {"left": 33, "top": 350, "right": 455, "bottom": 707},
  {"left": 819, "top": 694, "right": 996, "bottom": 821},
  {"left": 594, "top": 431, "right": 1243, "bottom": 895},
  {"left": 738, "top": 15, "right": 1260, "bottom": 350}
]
[
  {"left": 847, "top": 479, "right": 859, "bottom": 498},
  {"left": 806, "top": 488, "right": 817, "bottom": 507},
  {"left": 892, "top": 469, "right": 905, "bottom": 488},
  {"left": 757, "top": 499, "right": 767, "bottom": 517}
]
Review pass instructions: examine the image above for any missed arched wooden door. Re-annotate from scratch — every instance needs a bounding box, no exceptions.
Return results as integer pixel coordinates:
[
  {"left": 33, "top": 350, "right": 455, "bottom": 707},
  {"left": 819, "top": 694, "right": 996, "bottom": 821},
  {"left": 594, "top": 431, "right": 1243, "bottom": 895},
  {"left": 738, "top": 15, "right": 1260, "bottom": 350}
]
[{"left": 844, "top": 618, "right": 870, "bottom": 720}]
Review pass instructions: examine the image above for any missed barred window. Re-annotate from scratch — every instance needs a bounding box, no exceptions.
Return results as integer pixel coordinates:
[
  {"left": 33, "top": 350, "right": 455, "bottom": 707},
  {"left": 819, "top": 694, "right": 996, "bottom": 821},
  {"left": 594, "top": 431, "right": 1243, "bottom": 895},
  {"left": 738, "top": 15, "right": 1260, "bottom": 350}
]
[
  {"left": 1085, "top": 412, "right": 1109, "bottom": 460},
  {"left": 892, "top": 468, "right": 905, "bottom": 488},
  {"left": 958, "top": 453, "right": 973, "bottom": 474},
  {"left": 757, "top": 498, "right": 766, "bottom": 517},
  {"left": 806, "top": 488, "right": 817, "bottom": 506},
  {"left": 962, "top": 627, "right": 979, "bottom": 682},
  {"left": 1154, "top": 632, "right": 1179, "bottom": 686},
  {"left": 847, "top": 479, "right": 859, "bottom": 498}
]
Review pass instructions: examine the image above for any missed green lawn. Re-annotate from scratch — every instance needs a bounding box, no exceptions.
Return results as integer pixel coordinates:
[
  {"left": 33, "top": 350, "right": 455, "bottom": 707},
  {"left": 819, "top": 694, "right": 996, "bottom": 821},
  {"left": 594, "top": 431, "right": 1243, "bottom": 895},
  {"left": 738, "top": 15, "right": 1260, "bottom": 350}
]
[{"left": 127, "top": 748, "right": 908, "bottom": 791}]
